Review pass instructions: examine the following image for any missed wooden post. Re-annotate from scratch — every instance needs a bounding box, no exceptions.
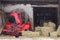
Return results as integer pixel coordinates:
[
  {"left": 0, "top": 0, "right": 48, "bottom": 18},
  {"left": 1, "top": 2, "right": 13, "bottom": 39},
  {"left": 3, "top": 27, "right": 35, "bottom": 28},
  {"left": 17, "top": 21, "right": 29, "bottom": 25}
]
[{"left": 58, "top": 1, "right": 60, "bottom": 26}]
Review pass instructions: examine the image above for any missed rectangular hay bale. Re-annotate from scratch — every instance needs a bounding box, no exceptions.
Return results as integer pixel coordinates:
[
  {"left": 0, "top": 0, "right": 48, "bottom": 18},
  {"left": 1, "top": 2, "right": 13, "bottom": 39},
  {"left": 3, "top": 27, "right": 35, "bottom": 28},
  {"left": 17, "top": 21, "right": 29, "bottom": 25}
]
[
  {"left": 35, "top": 26, "right": 42, "bottom": 32},
  {"left": 22, "top": 31, "right": 32, "bottom": 37},
  {"left": 22, "top": 31, "right": 40, "bottom": 37},
  {"left": 48, "top": 21, "right": 56, "bottom": 28},
  {"left": 43, "top": 22, "right": 48, "bottom": 27},
  {"left": 50, "top": 31, "right": 57, "bottom": 38},
  {"left": 41, "top": 27, "right": 54, "bottom": 37},
  {"left": 29, "top": 32, "right": 40, "bottom": 37},
  {"left": 57, "top": 26, "right": 60, "bottom": 36}
]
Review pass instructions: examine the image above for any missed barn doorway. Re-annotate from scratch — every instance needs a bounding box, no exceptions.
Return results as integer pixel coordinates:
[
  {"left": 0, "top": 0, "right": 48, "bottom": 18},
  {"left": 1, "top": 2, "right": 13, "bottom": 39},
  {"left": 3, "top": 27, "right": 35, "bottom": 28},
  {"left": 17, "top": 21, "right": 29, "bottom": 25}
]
[{"left": 33, "top": 7, "right": 58, "bottom": 29}]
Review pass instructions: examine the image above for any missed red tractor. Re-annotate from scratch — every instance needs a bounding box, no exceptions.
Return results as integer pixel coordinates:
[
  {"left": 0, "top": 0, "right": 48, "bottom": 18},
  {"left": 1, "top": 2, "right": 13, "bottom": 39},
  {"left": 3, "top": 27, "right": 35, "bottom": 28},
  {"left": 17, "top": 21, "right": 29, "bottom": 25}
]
[{"left": 2, "top": 10, "right": 31, "bottom": 37}]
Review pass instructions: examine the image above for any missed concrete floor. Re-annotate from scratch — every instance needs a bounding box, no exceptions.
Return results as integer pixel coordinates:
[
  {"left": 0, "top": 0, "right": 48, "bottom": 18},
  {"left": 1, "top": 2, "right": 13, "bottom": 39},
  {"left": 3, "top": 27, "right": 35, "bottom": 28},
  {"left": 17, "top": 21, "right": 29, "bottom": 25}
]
[{"left": 0, "top": 35, "right": 60, "bottom": 40}]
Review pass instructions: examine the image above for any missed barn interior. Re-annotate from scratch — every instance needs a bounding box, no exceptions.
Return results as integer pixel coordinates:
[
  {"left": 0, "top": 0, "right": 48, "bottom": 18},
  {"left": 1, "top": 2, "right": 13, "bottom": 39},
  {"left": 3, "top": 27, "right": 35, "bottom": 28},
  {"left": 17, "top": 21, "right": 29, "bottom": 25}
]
[
  {"left": 0, "top": 0, "right": 60, "bottom": 39},
  {"left": 33, "top": 7, "right": 58, "bottom": 30}
]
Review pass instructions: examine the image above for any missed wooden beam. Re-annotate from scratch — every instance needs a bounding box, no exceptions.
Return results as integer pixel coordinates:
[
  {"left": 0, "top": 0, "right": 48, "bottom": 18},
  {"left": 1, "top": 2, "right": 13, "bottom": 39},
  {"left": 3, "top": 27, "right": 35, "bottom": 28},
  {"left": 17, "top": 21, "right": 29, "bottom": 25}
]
[
  {"left": 58, "top": 0, "right": 60, "bottom": 25},
  {"left": 32, "top": 4, "right": 58, "bottom": 7}
]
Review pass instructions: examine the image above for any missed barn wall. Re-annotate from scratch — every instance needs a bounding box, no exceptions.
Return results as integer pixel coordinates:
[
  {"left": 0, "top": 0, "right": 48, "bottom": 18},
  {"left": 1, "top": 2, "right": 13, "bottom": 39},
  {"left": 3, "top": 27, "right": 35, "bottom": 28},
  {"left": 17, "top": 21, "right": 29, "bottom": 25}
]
[
  {"left": 0, "top": 0, "right": 59, "bottom": 30},
  {"left": 1, "top": 0, "right": 58, "bottom": 5}
]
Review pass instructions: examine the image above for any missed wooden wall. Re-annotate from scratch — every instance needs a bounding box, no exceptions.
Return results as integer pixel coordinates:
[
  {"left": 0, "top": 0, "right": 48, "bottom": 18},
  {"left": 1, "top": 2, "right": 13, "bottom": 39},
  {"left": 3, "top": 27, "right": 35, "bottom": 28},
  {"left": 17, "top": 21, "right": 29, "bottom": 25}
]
[{"left": 1, "top": 0, "right": 58, "bottom": 5}]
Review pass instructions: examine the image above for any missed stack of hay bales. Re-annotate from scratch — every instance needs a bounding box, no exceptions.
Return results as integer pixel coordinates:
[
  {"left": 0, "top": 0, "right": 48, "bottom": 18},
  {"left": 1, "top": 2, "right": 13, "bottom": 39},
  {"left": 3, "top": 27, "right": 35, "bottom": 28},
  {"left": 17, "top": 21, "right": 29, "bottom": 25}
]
[
  {"left": 48, "top": 21, "right": 56, "bottom": 30},
  {"left": 40, "top": 21, "right": 56, "bottom": 37},
  {"left": 34, "top": 21, "right": 56, "bottom": 37},
  {"left": 43, "top": 21, "right": 56, "bottom": 28},
  {"left": 22, "top": 31, "right": 40, "bottom": 37},
  {"left": 24, "top": 21, "right": 56, "bottom": 37},
  {"left": 50, "top": 31, "right": 57, "bottom": 38},
  {"left": 57, "top": 25, "right": 60, "bottom": 36},
  {"left": 35, "top": 26, "right": 42, "bottom": 36},
  {"left": 41, "top": 27, "right": 55, "bottom": 37}
]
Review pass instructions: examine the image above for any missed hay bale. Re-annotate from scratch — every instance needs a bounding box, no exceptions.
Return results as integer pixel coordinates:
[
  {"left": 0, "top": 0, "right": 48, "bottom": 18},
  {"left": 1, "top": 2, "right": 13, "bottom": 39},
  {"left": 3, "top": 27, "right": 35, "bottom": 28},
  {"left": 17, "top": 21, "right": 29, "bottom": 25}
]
[
  {"left": 48, "top": 21, "right": 56, "bottom": 28},
  {"left": 57, "top": 25, "right": 60, "bottom": 36},
  {"left": 22, "top": 31, "right": 32, "bottom": 37},
  {"left": 29, "top": 32, "right": 40, "bottom": 37},
  {"left": 41, "top": 27, "right": 54, "bottom": 37},
  {"left": 22, "top": 31, "right": 40, "bottom": 37},
  {"left": 35, "top": 26, "right": 42, "bottom": 36},
  {"left": 50, "top": 31, "right": 57, "bottom": 38},
  {"left": 43, "top": 22, "right": 48, "bottom": 27},
  {"left": 35, "top": 26, "right": 42, "bottom": 32}
]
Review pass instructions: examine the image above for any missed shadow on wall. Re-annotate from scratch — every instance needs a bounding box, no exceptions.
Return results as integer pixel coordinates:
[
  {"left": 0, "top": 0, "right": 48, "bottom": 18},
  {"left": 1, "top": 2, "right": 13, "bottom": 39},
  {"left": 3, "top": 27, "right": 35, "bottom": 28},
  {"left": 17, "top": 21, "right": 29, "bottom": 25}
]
[{"left": 33, "top": 7, "right": 58, "bottom": 29}]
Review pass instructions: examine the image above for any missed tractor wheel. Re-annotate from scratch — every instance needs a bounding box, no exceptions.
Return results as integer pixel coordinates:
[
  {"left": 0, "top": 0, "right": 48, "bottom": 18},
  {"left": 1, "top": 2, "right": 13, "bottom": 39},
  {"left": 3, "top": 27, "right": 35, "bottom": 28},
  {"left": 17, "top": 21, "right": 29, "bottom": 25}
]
[
  {"left": 15, "top": 35, "right": 19, "bottom": 38},
  {"left": 15, "top": 32, "right": 22, "bottom": 38}
]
